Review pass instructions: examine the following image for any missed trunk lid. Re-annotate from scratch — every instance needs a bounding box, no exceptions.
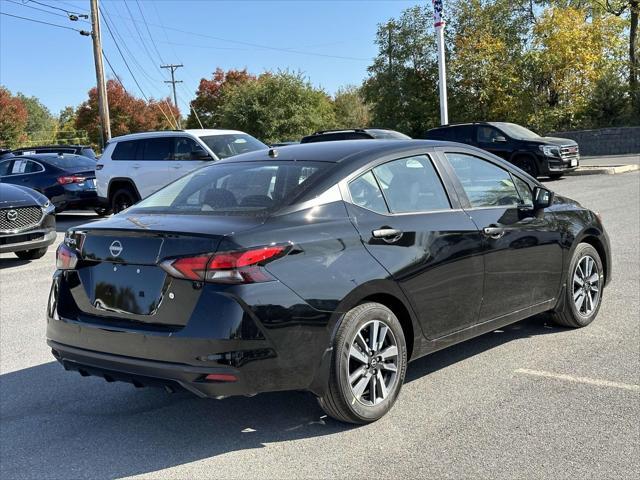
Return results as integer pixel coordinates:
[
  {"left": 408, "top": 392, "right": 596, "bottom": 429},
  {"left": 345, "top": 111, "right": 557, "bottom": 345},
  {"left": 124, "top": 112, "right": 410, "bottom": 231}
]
[{"left": 68, "top": 214, "right": 264, "bottom": 324}]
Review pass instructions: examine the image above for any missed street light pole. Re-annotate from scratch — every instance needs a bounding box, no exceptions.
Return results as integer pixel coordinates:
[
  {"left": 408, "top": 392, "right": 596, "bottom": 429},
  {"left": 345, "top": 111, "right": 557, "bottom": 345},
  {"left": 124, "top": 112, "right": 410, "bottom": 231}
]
[{"left": 432, "top": 0, "right": 448, "bottom": 125}]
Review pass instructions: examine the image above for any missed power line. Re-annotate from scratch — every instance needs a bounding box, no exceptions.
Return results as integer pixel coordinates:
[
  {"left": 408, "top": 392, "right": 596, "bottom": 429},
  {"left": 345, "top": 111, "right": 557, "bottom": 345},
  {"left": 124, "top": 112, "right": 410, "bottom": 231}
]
[
  {"left": 99, "top": 8, "right": 177, "bottom": 129},
  {"left": 134, "top": 0, "right": 165, "bottom": 65},
  {"left": 0, "top": 11, "right": 89, "bottom": 34},
  {"left": 5, "top": 0, "right": 71, "bottom": 20},
  {"left": 27, "top": 0, "right": 87, "bottom": 17},
  {"left": 92, "top": 9, "right": 371, "bottom": 62}
]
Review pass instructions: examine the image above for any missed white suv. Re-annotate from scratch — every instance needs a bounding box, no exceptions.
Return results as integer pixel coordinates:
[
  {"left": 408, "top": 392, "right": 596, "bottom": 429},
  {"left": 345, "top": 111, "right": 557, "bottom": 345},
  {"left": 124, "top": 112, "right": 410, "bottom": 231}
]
[{"left": 96, "top": 129, "right": 267, "bottom": 213}]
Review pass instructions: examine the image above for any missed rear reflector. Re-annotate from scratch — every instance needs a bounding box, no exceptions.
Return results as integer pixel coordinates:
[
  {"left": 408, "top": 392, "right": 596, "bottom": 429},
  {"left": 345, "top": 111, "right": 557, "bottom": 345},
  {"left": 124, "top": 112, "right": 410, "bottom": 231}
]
[
  {"left": 56, "top": 243, "right": 78, "bottom": 270},
  {"left": 160, "top": 244, "right": 289, "bottom": 284},
  {"left": 204, "top": 373, "right": 237, "bottom": 382}
]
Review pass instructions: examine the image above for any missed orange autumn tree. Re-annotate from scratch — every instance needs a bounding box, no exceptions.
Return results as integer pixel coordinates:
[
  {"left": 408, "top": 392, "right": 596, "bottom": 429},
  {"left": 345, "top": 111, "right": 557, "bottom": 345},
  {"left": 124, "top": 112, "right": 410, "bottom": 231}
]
[
  {"left": 75, "top": 80, "right": 180, "bottom": 148},
  {"left": 186, "top": 68, "right": 254, "bottom": 128},
  {"left": 0, "top": 86, "right": 28, "bottom": 149}
]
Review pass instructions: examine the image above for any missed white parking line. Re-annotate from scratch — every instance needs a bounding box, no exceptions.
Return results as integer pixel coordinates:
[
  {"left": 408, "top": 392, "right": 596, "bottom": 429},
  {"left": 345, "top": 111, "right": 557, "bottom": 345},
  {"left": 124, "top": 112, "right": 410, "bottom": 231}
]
[{"left": 515, "top": 368, "right": 640, "bottom": 392}]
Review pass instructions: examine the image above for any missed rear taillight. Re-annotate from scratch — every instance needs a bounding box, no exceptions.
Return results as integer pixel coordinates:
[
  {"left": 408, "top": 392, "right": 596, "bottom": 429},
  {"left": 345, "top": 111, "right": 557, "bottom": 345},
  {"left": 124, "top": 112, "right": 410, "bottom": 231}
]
[
  {"left": 161, "top": 245, "right": 288, "bottom": 284},
  {"left": 56, "top": 243, "right": 78, "bottom": 270},
  {"left": 57, "top": 175, "right": 86, "bottom": 185}
]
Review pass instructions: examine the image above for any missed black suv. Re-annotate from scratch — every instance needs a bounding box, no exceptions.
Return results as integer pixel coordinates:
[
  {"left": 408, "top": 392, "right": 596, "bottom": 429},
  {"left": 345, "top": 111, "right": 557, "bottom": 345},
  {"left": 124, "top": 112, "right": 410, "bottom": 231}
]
[
  {"left": 424, "top": 122, "right": 579, "bottom": 178},
  {"left": 11, "top": 145, "right": 97, "bottom": 160},
  {"left": 301, "top": 128, "right": 410, "bottom": 143}
]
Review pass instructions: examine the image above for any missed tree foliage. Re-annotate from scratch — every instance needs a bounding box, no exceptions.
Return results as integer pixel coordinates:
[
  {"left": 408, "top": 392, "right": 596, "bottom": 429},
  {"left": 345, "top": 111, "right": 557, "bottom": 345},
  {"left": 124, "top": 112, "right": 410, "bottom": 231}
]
[
  {"left": 75, "top": 80, "right": 180, "bottom": 147},
  {"left": 218, "top": 71, "right": 336, "bottom": 144},
  {"left": 0, "top": 87, "right": 28, "bottom": 149},
  {"left": 333, "top": 85, "right": 371, "bottom": 128},
  {"left": 186, "top": 68, "right": 254, "bottom": 128},
  {"left": 16, "top": 93, "right": 57, "bottom": 145}
]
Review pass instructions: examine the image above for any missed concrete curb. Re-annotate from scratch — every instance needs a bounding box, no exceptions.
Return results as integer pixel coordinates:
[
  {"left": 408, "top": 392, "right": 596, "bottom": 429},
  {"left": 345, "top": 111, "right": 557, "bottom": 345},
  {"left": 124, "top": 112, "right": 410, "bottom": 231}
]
[{"left": 566, "top": 164, "right": 640, "bottom": 176}]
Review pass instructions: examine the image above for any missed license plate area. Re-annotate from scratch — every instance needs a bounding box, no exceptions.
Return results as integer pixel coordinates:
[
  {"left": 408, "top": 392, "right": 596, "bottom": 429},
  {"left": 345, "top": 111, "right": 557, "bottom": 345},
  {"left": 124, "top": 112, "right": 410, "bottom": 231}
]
[
  {"left": 86, "top": 263, "right": 169, "bottom": 315},
  {"left": 570, "top": 158, "right": 578, "bottom": 167}
]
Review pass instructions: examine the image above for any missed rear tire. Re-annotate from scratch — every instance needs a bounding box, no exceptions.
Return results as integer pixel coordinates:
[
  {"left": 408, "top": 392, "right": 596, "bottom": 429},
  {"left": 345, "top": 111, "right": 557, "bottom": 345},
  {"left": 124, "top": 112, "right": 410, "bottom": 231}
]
[
  {"left": 551, "top": 243, "right": 604, "bottom": 328},
  {"left": 318, "top": 302, "right": 407, "bottom": 424},
  {"left": 111, "top": 188, "right": 137, "bottom": 214},
  {"left": 15, "top": 247, "right": 48, "bottom": 260}
]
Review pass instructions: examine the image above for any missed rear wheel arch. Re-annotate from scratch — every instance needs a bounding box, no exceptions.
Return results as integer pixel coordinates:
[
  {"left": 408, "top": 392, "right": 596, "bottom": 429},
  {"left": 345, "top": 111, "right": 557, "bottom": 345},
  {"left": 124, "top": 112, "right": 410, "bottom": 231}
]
[
  {"left": 510, "top": 152, "right": 540, "bottom": 177},
  {"left": 107, "top": 178, "right": 140, "bottom": 202}
]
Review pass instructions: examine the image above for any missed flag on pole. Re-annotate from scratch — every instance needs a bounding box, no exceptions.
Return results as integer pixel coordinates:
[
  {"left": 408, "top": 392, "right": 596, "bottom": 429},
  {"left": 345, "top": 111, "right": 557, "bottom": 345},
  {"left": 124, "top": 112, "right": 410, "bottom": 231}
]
[{"left": 432, "top": 0, "right": 444, "bottom": 27}]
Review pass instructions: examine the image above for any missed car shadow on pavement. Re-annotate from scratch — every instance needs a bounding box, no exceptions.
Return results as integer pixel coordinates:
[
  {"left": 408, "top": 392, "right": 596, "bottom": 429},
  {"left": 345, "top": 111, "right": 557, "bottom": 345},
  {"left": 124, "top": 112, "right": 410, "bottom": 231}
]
[
  {"left": 55, "top": 212, "right": 104, "bottom": 233},
  {"left": 405, "top": 313, "right": 562, "bottom": 383},
  {"left": 0, "top": 313, "right": 563, "bottom": 479},
  {"left": 0, "top": 258, "right": 31, "bottom": 269}
]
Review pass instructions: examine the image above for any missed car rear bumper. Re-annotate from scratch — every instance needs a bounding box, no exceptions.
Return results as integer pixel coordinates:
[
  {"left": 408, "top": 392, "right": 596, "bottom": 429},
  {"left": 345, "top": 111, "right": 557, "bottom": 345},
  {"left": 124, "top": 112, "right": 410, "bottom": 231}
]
[
  {"left": 53, "top": 189, "right": 104, "bottom": 211},
  {"left": 0, "top": 228, "right": 56, "bottom": 253},
  {"left": 46, "top": 272, "right": 333, "bottom": 397},
  {"left": 49, "top": 340, "right": 254, "bottom": 398}
]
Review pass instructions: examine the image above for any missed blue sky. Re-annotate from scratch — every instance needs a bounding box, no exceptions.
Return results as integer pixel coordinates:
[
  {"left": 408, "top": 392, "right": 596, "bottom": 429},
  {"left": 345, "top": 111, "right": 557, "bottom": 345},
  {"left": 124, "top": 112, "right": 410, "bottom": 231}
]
[{"left": 0, "top": 0, "right": 419, "bottom": 116}]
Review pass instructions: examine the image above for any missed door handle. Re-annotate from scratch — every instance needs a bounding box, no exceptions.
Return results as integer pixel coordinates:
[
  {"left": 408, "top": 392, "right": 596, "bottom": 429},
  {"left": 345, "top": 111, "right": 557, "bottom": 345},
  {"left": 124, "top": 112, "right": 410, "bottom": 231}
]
[
  {"left": 482, "top": 226, "right": 505, "bottom": 239},
  {"left": 170, "top": 164, "right": 182, "bottom": 169},
  {"left": 372, "top": 228, "right": 403, "bottom": 243},
  {"left": 132, "top": 163, "right": 141, "bottom": 169}
]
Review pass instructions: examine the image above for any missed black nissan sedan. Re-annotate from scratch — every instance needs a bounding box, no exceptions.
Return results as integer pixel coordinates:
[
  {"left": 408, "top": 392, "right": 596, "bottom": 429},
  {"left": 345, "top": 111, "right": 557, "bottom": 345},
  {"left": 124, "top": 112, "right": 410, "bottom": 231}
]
[
  {"left": 47, "top": 140, "right": 611, "bottom": 424},
  {"left": 0, "top": 183, "right": 56, "bottom": 259},
  {"left": 0, "top": 154, "right": 104, "bottom": 214}
]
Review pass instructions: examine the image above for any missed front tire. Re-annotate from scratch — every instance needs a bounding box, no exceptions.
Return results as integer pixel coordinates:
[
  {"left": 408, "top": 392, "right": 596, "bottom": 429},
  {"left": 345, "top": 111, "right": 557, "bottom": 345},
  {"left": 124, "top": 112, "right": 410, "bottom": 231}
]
[
  {"left": 318, "top": 302, "right": 407, "bottom": 424},
  {"left": 15, "top": 247, "right": 48, "bottom": 260},
  {"left": 551, "top": 243, "right": 604, "bottom": 328}
]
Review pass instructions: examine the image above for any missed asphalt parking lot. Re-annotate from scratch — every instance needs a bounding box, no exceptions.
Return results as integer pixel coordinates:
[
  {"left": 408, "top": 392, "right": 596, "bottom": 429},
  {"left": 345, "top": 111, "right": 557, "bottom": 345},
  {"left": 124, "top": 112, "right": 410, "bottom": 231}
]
[{"left": 1, "top": 171, "right": 638, "bottom": 479}]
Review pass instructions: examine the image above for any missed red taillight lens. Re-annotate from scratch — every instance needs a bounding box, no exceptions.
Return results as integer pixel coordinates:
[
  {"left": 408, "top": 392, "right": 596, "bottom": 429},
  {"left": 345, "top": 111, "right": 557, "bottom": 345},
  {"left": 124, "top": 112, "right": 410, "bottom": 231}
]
[
  {"left": 57, "top": 175, "right": 86, "bottom": 185},
  {"left": 209, "top": 246, "right": 287, "bottom": 269},
  {"left": 161, "top": 245, "right": 288, "bottom": 284},
  {"left": 169, "top": 255, "right": 209, "bottom": 281},
  {"left": 56, "top": 243, "right": 78, "bottom": 270},
  {"left": 204, "top": 373, "right": 237, "bottom": 383}
]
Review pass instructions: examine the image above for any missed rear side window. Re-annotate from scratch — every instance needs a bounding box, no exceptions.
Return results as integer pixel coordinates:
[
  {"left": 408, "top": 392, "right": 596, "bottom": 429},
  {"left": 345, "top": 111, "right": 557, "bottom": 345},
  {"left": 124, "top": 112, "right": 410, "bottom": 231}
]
[
  {"left": 130, "top": 161, "right": 331, "bottom": 216},
  {"left": 446, "top": 153, "right": 521, "bottom": 208},
  {"left": 373, "top": 155, "right": 450, "bottom": 213},
  {"left": 111, "top": 140, "right": 138, "bottom": 161},
  {"left": 348, "top": 171, "right": 387, "bottom": 214},
  {"left": 0, "top": 160, "right": 12, "bottom": 176},
  {"left": 44, "top": 155, "right": 95, "bottom": 169},
  {"left": 141, "top": 137, "right": 174, "bottom": 161},
  {"left": 8, "top": 159, "right": 44, "bottom": 174}
]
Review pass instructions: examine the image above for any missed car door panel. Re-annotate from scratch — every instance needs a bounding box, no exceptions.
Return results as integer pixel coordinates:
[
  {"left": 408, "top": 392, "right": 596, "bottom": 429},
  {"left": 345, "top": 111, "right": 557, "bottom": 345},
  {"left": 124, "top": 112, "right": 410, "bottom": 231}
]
[
  {"left": 343, "top": 153, "right": 485, "bottom": 339},
  {"left": 439, "top": 149, "right": 564, "bottom": 322}
]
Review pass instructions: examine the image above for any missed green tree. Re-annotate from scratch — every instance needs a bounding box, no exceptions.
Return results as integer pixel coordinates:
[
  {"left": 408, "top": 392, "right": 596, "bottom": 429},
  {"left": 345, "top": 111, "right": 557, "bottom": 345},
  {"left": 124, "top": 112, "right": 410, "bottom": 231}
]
[
  {"left": 362, "top": 5, "right": 439, "bottom": 137},
  {"left": 218, "top": 71, "right": 336, "bottom": 144},
  {"left": 186, "top": 68, "right": 254, "bottom": 128},
  {"left": 0, "top": 86, "right": 28, "bottom": 148},
  {"left": 333, "top": 85, "right": 370, "bottom": 128},
  {"left": 16, "top": 93, "right": 57, "bottom": 145}
]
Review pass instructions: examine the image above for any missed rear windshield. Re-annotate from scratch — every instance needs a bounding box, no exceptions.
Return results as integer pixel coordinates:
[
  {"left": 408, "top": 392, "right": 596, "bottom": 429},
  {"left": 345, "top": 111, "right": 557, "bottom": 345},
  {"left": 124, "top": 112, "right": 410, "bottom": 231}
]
[
  {"left": 199, "top": 134, "right": 267, "bottom": 159},
  {"left": 129, "top": 161, "right": 332, "bottom": 216},
  {"left": 44, "top": 155, "right": 95, "bottom": 169},
  {"left": 367, "top": 129, "right": 411, "bottom": 140}
]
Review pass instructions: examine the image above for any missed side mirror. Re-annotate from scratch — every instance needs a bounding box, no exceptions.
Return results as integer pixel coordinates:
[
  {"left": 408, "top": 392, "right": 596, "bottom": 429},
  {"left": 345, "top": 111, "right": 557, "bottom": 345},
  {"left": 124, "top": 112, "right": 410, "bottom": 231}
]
[
  {"left": 493, "top": 135, "right": 507, "bottom": 143},
  {"left": 192, "top": 148, "right": 211, "bottom": 160},
  {"left": 533, "top": 186, "right": 554, "bottom": 209}
]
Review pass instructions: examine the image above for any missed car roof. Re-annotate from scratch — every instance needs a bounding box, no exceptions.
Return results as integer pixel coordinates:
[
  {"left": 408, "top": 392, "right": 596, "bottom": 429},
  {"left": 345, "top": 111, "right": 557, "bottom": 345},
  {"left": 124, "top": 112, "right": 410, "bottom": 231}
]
[
  {"left": 12, "top": 145, "right": 90, "bottom": 150},
  {"left": 217, "top": 139, "right": 455, "bottom": 164},
  {"left": 109, "top": 129, "right": 248, "bottom": 142},
  {"left": 3, "top": 153, "right": 90, "bottom": 162}
]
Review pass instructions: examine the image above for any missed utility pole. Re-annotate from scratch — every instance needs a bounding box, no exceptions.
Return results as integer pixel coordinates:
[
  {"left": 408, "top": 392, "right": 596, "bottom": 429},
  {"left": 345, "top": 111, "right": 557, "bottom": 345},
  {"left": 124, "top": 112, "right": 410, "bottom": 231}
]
[
  {"left": 89, "top": 0, "right": 111, "bottom": 147},
  {"left": 161, "top": 64, "right": 183, "bottom": 128},
  {"left": 432, "top": 0, "right": 448, "bottom": 125}
]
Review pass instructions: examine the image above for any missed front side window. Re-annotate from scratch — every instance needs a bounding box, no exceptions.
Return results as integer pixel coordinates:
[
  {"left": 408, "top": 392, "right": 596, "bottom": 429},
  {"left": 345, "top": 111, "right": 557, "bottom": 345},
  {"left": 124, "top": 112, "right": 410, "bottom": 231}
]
[
  {"left": 373, "top": 155, "right": 450, "bottom": 213},
  {"left": 477, "top": 126, "right": 501, "bottom": 143},
  {"left": 174, "top": 137, "right": 204, "bottom": 161},
  {"left": 446, "top": 153, "right": 521, "bottom": 208},
  {"left": 512, "top": 175, "right": 533, "bottom": 206},
  {"left": 348, "top": 171, "right": 387, "bottom": 214},
  {"left": 130, "top": 161, "right": 330, "bottom": 216},
  {"left": 199, "top": 134, "right": 267, "bottom": 159},
  {"left": 0, "top": 160, "right": 12, "bottom": 176}
]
